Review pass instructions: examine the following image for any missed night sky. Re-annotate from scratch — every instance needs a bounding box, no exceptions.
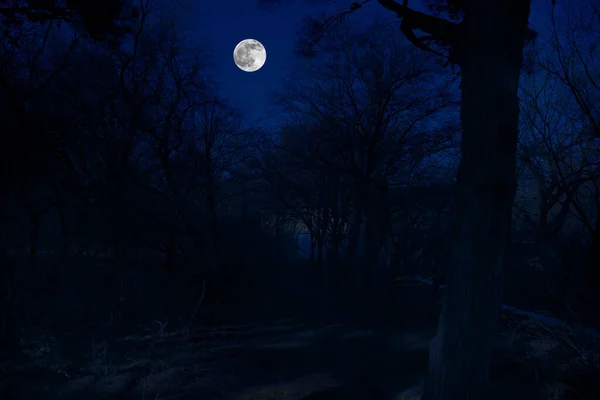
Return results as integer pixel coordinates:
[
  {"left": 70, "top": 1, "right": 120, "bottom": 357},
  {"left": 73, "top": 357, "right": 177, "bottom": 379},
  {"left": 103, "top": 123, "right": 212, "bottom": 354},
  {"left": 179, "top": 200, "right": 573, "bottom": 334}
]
[
  {"left": 193, "top": 0, "right": 551, "bottom": 126},
  {"left": 195, "top": 1, "right": 398, "bottom": 125}
]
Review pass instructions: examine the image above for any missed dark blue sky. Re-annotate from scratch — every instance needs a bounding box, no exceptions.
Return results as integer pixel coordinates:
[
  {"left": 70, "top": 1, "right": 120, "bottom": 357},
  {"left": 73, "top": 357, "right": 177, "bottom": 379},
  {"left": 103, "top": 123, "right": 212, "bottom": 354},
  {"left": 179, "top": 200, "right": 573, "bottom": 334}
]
[
  {"left": 193, "top": 0, "right": 550, "bottom": 125},
  {"left": 194, "top": 0, "right": 399, "bottom": 124}
]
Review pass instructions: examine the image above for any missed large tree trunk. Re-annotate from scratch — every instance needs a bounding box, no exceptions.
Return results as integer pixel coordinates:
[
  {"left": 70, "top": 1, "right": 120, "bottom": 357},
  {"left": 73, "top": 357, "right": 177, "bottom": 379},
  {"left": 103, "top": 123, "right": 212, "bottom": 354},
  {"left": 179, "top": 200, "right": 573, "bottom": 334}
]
[{"left": 422, "top": 1, "right": 531, "bottom": 399}]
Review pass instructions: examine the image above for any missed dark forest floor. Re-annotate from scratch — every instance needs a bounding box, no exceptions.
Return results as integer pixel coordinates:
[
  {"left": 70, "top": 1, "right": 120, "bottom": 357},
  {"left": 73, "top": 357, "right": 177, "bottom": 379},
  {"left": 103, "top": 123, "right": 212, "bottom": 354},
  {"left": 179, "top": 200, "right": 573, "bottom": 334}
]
[
  {"left": 3, "top": 310, "right": 600, "bottom": 399},
  {"left": 3, "top": 301, "right": 600, "bottom": 399},
  {"left": 1, "top": 256, "right": 599, "bottom": 399}
]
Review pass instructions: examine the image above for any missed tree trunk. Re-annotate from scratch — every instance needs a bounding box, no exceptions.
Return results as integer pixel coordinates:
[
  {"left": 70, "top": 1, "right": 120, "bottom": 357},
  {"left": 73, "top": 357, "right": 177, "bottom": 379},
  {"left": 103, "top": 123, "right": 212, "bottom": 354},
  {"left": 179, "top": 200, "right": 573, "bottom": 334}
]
[
  {"left": 536, "top": 186, "right": 578, "bottom": 243},
  {"left": 164, "top": 232, "right": 176, "bottom": 271},
  {"left": 422, "top": 1, "right": 531, "bottom": 399},
  {"left": 536, "top": 205, "right": 550, "bottom": 243},
  {"left": 586, "top": 213, "right": 600, "bottom": 285},
  {"left": 57, "top": 203, "right": 70, "bottom": 261},
  {"left": 347, "top": 208, "right": 361, "bottom": 260},
  {"left": 361, "top": 213, "right": 380, "bottom": 308},
  {"left": 316, "top": 233, "right": 324, "bottom": 268},
  {"left": 388, "top": 239, "right": 403, "bottom": 281},
  {"left": 547, "top": 186, "right": 578, "bottom": 238},
  {"left": 327, "top": 194, "right": 341, "bottom": 278},
  {"left": 205, "top": 174, "right": 222, "bottom": 271},
  {"left": 28, "top": 210, "right": 43, "bottom": 261}
]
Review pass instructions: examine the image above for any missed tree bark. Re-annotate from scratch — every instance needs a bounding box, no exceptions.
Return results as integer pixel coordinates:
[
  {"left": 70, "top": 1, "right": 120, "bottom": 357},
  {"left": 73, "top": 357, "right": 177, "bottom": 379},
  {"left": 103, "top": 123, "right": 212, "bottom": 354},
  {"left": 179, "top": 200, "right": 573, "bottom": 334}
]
[
  {"left": 422, "top": 1, "right": 531, "bottom": 399},
  {"left": 316, "top": 231, "right": 324, "bottom": 268},
  {"left": 347, "top": 208, "right": 361, "bottom": 260},
  {"left": 56, "top": 203, "right": 70, "bottom": 261},
  {"left": 205, "top": 173, "right": 222, "bottom": 271},
  {"left": 586, "top": 213, "right": 600, "bottom": 285},
  {"left": 164, "top": 232, "right": 176, "bottom": 270}
]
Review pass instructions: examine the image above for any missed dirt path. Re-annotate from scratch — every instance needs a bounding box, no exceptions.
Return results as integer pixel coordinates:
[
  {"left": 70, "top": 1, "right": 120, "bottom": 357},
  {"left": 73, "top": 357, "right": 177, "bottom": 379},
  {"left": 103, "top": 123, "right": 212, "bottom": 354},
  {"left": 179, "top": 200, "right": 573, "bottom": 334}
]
[
  {"left": 3, "top": 279, "right": 598, "bottom": 400},
  {"left": 2, "top": 318, "right": 434, "bottom": 400}
]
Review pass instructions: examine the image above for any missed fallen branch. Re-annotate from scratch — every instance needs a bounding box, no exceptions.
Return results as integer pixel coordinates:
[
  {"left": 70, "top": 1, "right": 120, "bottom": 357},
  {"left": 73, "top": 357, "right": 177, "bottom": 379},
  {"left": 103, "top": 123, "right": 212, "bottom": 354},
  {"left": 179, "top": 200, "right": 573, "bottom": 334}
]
[{"left": 406, "top": 274, "right": 600, "bottom": 339}]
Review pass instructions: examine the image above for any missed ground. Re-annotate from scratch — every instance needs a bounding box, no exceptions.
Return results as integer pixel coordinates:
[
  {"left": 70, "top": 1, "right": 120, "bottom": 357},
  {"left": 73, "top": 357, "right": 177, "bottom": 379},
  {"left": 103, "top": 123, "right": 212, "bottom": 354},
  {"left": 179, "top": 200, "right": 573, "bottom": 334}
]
[{"left": 1, "top": 257, "right": 599, "bottom": 399}]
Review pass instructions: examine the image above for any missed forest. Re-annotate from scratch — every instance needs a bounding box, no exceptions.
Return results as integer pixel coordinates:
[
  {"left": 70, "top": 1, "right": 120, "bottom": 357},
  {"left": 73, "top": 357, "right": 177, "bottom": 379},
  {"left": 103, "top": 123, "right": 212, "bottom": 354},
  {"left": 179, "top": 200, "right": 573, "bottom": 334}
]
[{"left": 0, "top": 0, "right": 599, "bottom": 399}]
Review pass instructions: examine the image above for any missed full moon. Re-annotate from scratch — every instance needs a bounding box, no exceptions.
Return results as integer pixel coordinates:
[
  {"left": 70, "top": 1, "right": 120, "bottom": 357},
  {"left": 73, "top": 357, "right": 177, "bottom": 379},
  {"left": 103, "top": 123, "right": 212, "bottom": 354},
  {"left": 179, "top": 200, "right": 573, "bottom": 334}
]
[{"left": 233, "top": 39, "right": 266, "bottom": 72}]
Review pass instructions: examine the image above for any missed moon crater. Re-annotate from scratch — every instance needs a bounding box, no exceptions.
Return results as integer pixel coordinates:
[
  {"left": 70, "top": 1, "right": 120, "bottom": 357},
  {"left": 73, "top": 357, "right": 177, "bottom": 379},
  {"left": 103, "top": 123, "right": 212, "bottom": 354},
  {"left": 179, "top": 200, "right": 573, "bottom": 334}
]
[{"left": 233, "top": 39, "right": 266, "bottom": 72}]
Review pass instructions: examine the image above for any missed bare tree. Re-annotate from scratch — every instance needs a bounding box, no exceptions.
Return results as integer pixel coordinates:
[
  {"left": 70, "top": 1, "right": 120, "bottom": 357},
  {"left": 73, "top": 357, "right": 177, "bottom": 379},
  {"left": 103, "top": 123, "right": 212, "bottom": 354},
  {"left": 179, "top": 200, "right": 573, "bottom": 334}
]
[
  {"left": 536, "top": 0, "right": 600, "bottom": 283},
  {"left": 258, "top": 0, "right": 533, "bottom": 398},
  {"left": 518, "top": 70, "right": 598, "bottom": 244},
  {"left": 265, "top": 21, "right": 456, "bottom": 303},
  {"left": 0, "top": 0, "right": 135, "bottom": 44},
  {"left": 183, "top": 94, "right": 257, "bottom": 274},
  {"left": 115, "top": 1, "right": 258, "bottom": 275}
]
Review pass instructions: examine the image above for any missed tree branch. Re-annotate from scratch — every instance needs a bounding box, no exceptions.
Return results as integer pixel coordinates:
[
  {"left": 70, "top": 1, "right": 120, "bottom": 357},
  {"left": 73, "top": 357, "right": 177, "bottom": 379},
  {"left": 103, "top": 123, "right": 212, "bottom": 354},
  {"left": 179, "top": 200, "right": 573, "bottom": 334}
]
[{"left": 376, "top": 0, "right": 461, "bottom": 62}]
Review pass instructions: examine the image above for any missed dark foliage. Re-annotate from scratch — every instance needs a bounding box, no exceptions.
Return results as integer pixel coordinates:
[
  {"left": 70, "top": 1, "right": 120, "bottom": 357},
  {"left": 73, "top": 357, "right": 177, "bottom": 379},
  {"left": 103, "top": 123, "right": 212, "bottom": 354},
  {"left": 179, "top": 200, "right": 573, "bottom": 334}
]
[{"left": 0, "top": 0, "right": 137, "bottom": 42}]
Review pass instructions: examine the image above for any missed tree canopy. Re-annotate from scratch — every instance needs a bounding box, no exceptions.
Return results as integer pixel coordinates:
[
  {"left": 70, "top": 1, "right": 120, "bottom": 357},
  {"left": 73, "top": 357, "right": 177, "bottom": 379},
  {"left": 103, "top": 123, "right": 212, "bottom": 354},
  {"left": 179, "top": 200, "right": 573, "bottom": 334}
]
[{"left": 0, "top": 0, "right": 137, "bottom": 41}]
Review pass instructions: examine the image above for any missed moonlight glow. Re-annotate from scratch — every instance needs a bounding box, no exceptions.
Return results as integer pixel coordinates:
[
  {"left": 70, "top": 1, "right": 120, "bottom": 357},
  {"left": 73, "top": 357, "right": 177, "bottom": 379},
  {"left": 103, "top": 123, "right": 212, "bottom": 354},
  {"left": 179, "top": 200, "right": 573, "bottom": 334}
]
[{"left": 233, "top": 39, "right": 267, "bottom": 72}]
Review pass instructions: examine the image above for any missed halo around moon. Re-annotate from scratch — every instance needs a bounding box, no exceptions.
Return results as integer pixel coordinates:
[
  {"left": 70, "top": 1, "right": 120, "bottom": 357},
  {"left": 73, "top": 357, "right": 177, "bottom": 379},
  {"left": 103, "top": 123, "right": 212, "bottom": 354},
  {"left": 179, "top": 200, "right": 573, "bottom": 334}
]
[{"left": 233, "top": 39, "right": 266, "bottom": 72}]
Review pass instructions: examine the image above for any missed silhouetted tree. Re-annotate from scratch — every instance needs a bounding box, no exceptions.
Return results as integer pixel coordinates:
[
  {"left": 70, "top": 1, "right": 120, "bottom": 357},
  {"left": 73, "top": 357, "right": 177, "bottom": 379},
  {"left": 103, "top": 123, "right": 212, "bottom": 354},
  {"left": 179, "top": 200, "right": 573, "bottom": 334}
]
[
  {"left": 538, "top": 1, "right": 600, "bottom": 285},
  {"left": 518, "top": 71, "right": 597, "bottom": 245},
  {"left": 258, "top": 0, "right": 533, "bottom": 398},
  {"left": 0, "top": 0, "right": 136, "bottom": 43},
  {"left": 111, "top": 1, "right": 259, "bottom": 276},
  {"left": 268, "top": 20, "right": 456, "bottom": 300}
]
